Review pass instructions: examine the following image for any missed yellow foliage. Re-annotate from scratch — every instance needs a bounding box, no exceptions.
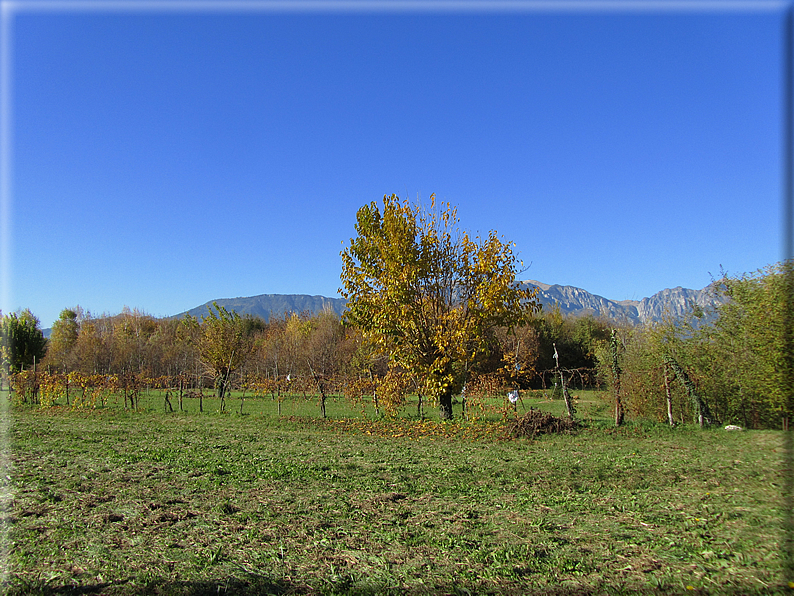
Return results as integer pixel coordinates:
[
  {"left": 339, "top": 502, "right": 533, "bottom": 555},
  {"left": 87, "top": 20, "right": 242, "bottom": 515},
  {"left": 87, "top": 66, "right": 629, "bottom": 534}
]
[
  {"left": 377, "top": 368, "right": 409, "bottom": 417},
  {"left": 340, "top": 194, "right": 539, "bottom": 409}
]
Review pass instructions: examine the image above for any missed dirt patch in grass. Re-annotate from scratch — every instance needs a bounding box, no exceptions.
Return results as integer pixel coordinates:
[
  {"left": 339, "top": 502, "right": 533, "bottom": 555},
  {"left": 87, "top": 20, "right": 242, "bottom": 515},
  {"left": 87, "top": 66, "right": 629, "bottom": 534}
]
[{"left": 507, "top": 409, "right": 577, "bottom": 438}]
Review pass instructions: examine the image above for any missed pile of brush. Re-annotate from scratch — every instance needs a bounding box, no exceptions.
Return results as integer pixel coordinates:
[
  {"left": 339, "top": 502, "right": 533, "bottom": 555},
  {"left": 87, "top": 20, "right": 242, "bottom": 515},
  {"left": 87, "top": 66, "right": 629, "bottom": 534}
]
[{"left": 507, "top": 408, "right": 577, "bottom": 438}]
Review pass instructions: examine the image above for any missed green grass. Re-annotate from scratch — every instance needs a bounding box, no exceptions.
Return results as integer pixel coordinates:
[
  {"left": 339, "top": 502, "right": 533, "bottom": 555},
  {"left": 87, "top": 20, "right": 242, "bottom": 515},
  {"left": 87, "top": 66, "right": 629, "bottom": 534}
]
[
  {"left": 35, "top": 386, "right": 606, "bottom": 423},
  {"left": 4, "top": 391, "right": 788, "bottom": 595}
]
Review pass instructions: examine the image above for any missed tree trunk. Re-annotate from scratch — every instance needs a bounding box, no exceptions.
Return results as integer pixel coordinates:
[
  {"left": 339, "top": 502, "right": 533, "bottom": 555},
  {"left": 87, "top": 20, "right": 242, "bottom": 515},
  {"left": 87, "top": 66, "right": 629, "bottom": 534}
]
[
  {"left": 614, "top": 392, "right": 624, "bottom": 426},
  {"left": 610, "top": 330, "right": 623, "bottom": 426},
  {"left": 369, "top": 368, "right": 380, "bottom": 416},
  {"left": 559, "top": 369, "right": 575, "bottom": 420},
  {"left": 553, "top": 342, "right": 575, "bottom": 420},
  {"left": 439, "top": 390, "right": 453, "bottom": 420},
  {"left": 664, "top": 355, "right": 717, "bottom": 427},
  {"left": 219, "top": 372, "right": 234, "bottom": 413},
  {"left": 32, "top": 357, "right": 39, "bottom": 405},
  {"left": 317, "top": 377, "right": 327, "bottom": 419},
  {"left": 664, "top": 366, "right": 674, "bottom": 426},
  {"left": 562, "top": 385, "right": 575, "bottom": 420}
]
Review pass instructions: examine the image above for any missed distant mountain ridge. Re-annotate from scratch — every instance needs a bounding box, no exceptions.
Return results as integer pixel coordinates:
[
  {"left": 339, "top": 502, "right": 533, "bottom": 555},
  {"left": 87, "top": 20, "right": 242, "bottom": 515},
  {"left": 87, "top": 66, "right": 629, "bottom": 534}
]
[
  {"left": 174, "top": 281, "right": 726, "bottom": 326},
  {"left": 520, "top": 280, "right": 726, "bottom": 325},
  {"left": 176, "top": 293, "right": 347, "bottom": 322}
]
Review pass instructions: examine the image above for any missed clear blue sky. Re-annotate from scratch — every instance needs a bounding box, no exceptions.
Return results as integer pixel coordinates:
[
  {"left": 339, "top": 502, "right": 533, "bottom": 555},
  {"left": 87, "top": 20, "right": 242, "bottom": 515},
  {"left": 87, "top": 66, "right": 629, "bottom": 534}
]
[{"left": 2, "top": 1, "right": 786, "bottom": 328}]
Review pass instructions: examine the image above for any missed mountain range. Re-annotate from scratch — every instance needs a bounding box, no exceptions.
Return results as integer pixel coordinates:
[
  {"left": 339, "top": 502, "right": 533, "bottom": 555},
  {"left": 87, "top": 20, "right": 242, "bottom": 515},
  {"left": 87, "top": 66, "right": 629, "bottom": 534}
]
[
  {"left": 178, "top": 294, "right": 348, "bottom": 322},
  {"left": 520, "top": 280, "right": 726, "bottom": 325},
  {"left": 176, "top": 280, "right": 727, "bottom": 326}
]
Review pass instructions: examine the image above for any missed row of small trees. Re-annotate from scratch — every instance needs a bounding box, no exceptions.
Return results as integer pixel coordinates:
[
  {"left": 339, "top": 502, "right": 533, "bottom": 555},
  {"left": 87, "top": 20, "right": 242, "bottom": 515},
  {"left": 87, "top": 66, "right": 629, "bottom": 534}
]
[
  {"left": 4, "top": 301, "right": 609, "bottom": 413},
  {"left": 37, "top": 304, "right": 353, "bottom": 394},
  {"left": 2, "top": 195, "right": 790, "bottom": 428}
]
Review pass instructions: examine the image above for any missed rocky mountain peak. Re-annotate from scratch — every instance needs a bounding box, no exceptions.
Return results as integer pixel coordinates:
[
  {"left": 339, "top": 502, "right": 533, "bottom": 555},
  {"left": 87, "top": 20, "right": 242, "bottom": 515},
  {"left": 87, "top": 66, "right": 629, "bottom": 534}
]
[{"left": 520, "top": 280, "right": 726, "bottom": 325}]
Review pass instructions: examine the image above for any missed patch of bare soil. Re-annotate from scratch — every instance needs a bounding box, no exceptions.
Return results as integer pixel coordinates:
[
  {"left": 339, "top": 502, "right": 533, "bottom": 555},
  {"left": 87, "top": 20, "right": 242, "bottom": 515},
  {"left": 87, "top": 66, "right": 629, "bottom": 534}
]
[{"left": 507, "top": 409, "right": 577, "bottom": 438}]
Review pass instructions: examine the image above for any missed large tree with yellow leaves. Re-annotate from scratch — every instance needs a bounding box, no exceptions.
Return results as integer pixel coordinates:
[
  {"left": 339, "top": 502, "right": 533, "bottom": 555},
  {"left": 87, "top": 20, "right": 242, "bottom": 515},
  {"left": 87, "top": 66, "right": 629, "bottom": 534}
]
[{"left": 340, "top": 194, "right": 538, "bottom": 419}]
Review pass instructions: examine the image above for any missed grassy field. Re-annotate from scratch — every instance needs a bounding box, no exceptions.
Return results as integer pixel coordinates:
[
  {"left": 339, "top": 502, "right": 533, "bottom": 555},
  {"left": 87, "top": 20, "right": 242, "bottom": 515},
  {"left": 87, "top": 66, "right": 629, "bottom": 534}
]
[
  {"left": 3, "top": 390, "right": 788, "bottom": 595},
  {"left": 36, "top": 386, "right": 606, "bottom": 422}
]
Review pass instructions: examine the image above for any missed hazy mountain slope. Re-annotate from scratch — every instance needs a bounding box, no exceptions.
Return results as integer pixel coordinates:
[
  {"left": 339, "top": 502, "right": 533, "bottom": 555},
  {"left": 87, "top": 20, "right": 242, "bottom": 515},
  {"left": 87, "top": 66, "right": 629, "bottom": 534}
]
[{"left": 176, "top": 294, "right": 347, "bottom": 322}]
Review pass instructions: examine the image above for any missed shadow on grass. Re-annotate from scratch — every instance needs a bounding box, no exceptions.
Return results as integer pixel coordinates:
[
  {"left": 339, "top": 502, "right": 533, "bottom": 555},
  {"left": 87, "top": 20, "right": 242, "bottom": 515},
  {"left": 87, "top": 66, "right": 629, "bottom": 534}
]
[
  {"left": 5, "top": 576, "right": 292, "bottom": 596},
  {"left": 4, "top": 577, "right": 785, "bottom": 596}
]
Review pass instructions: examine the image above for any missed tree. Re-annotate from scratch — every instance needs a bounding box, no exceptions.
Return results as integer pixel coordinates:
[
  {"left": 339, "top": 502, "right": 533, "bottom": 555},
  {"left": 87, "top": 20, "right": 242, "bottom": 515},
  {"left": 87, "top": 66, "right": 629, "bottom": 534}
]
[
  {"left": 588, "top": 261, "right": 791, "bottom": 429},
  {"left": 705, "top": 261, "right": 793, "bottom": 427},
  {"left": 258, "top": 315, "right": 289, "bottom": 381},
  {"left": 345, "top": 327, "right": 387, "bottom": 415},
  {"left": 601, "top": 303, "right": 721, "bottom": 427},
  {"left": 305, "top": 309, "right": 346, "bottom": 418},
  {"left": 0, "top": 309, "right": 48, "bottom": 375},
  {"left": 71, "top": 315, "right": 109, "bottom": 374},
  {"left": 663, "top": 353, "right": 717, "bottom": 427},
  {"left": 182, "top": 302, "right": 253, "bottom": 409},
  {"left": 340, "top": 194, "right": 538, "bottom": 419},
  {"left": 112, "top": 307, "right": 158, "bottom": 376},
  {"left": 46, "top": 308, "right": 80, "bottom": 371}
]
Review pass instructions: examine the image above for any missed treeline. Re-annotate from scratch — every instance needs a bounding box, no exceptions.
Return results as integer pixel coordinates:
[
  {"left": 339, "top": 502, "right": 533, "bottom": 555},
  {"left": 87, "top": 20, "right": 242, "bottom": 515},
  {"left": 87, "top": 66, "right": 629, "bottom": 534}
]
[
  {"left": 35, "top": 307, "right": 608, "bottom": 387},
  {"left": 2, "top": 302, "right": 609, "bottom": 413},
  {"left": 601, "top": 261, "right": 793, "bottom": 430},
  {"left": 2, "top": 261, "right": 791, "bottom": 428}
]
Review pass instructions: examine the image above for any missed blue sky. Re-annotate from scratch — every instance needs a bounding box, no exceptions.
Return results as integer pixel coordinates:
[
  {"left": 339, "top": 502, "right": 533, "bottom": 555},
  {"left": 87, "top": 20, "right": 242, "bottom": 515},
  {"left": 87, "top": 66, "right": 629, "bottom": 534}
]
[{"left": 2, "top": 1, "right": 786, "bottom": 328}]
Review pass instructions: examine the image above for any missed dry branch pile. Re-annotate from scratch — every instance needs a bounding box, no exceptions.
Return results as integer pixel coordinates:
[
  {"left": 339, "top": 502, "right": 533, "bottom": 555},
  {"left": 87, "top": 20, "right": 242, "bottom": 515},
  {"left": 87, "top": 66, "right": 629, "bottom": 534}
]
[{"left": 507, "top": 409, "right": 577, "bottom": 438}]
